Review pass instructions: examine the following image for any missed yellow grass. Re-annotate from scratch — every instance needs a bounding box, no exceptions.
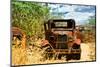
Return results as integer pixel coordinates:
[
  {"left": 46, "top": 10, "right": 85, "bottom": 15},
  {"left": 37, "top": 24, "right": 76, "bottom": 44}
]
[{"left": 12, "top": 42, "right": 96, "bottom": 66}]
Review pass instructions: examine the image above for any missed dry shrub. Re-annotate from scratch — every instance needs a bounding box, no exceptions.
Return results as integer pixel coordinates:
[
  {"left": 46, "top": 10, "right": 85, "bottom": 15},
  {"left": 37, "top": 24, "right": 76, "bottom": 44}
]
[
  {"left": 12, "top": 46, "right": 45, "bottom": 65},
  {"left": 12, "top": 45, "right": 67, "bottom": 66},
  {"left": 82, "top": 29, "right": 95, "bottom": 43},
  {"left": 12, "top": 46, "right": 28, "bottom": 65},
  {"left": 88, "top": 43, "right": 96, "bottom": 61}
]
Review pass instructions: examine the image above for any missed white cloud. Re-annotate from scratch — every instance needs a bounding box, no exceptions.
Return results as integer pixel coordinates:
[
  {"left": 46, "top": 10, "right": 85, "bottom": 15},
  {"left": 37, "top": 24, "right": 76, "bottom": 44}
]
[
  {"left": 64, "top": 12, "right": 95, "bottom": 25},
  {"left": 48, "top": 4, "right": 58, "bottom": 8},
  {"left": 49, "top": 3, "right": 95, "bottom": 25},
  {"left": 57, "top": 5, "right": 78, "bottom": 13},
  {"left": 49, "top": 4, "right": 78, "bottom": 13},
  {"left": 59, "top": 5, "right": 74, "bottom": 12}
]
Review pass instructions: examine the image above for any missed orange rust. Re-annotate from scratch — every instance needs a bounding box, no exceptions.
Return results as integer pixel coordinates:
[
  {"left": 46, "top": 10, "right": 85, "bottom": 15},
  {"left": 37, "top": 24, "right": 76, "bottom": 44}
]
[{"left": 12, "top": 27, "right": 26, "bottom": 48}]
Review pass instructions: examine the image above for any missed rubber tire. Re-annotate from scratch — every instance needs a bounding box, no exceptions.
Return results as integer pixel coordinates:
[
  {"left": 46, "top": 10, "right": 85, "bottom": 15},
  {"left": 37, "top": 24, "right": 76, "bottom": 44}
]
[
  {"left": 73, "top": 53, "right": 81, "bottom": 60},
  {"left": 72, "top": 43, "right": 81, "bottom": 60}
]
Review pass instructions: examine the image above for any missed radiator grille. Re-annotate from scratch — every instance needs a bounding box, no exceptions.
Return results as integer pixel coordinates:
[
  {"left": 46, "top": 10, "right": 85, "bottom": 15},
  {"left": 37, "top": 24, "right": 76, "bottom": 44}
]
[{"left": 56, "top": 35, "right": 68, "bottom": 49}]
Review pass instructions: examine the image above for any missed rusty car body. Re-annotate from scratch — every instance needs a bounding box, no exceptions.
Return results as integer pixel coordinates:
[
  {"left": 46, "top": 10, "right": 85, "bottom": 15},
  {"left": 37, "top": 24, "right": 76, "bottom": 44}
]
[
  {"left": 12, "top": 27, "right": 26, "bottom": 48},
  {"left": 42, "top": 19, "right": 82, "bottom": 60}
]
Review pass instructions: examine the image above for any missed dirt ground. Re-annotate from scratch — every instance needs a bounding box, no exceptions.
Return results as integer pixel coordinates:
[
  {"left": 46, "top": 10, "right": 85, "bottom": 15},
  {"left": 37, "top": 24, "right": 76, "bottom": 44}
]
[
  {"left": 81, "top": 43, "right": 95, "bottom": 60},
  {"left": 67, "top": 43, "right": 96, "bottom": 62}
]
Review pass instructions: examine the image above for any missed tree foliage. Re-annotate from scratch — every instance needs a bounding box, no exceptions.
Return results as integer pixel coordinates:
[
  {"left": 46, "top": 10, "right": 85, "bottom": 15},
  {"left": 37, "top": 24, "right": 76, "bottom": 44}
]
[
  {"left": 88, "top": 17, "right": 95, "bottom": 25},
  {"left": 12, "top": 1, "right": 50, "bottom": 38}
]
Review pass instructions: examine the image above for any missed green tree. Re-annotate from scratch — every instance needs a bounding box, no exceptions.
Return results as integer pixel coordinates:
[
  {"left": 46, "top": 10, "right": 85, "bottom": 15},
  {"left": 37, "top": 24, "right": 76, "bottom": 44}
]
[
  {"left": 12, "top": 1, "right": 50, "bottom": 38},
  {"left": 88, "top": 16, "right": 95, "bottom": 25}
]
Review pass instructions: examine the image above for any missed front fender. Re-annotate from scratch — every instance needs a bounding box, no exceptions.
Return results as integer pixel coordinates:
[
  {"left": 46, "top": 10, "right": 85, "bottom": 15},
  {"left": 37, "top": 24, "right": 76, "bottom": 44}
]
[
  {"left": 74, "top": 39, "right": 81, "bottom": 45},
  {"left": 41, "top": 40, "right": 49, "bottom": 47}
]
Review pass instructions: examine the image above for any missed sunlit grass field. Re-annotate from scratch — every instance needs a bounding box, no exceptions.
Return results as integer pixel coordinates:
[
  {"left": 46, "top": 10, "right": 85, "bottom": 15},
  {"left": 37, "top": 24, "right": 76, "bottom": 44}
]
[{"left": 12, "top": 42, "right": 95, "bottom": 66}]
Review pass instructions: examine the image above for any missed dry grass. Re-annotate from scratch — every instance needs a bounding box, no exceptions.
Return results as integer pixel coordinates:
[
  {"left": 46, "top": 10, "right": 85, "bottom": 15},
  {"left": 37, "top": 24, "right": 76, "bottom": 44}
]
[
  {"left": 12, "top": 43, "right": 96, "bottom": 66},
  {"left": 12, "top": 45, "right": 67, "bottom": 66},
  {"left": 88, "top": 43, "right": 96, "bottom": 60},
  {"left": 12, "top": 36, "right": 96, "bottom": 66},
  {"left": 12, "top": 46, "right": 27, "bottom": 65},
  {"left": 12, "top": 46, "right": 43, "bottom": 65}
]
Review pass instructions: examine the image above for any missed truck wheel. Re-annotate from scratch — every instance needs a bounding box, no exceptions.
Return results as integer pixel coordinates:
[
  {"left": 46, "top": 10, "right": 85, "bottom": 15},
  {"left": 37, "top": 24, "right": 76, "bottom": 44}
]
[
  {"left": 72, "top": 44, "right": 81, "bottom": 60},
  {"left": 76, "top": 53, "right": 81, "bottom": 60},
  {"left": 72, "top": 49, "right": 81, "bottom": 60},
  {"left": 73, "top": 53, "right": 81, "bottom": 60}
]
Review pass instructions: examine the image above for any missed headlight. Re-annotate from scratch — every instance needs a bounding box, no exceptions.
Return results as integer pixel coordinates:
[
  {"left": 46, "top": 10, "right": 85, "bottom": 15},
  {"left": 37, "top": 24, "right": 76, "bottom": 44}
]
[
  {"left": 50, "top": 36, "right": 55, "bottom": 40},
  {"left": 68, "top": 36, "right": 73, "bottom": 42}
]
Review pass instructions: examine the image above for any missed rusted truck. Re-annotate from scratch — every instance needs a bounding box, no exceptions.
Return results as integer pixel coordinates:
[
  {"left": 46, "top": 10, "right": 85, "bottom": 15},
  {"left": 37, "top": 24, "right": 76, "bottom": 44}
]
[{"left": 41, "top": 19, "right": 82, "bottom": 60}]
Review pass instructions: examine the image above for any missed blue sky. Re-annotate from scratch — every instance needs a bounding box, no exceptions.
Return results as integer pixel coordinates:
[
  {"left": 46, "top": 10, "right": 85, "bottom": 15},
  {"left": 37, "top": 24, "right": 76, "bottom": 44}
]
[{"left": 49, "top": 4, "right": 96, "bottom": 25}]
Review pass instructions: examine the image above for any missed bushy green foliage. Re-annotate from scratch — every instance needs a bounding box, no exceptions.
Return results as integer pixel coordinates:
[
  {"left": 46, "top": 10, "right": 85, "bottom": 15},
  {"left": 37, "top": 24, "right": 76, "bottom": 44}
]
[
  {"left": 88, "top": 18, "right": 95, "bottom": 25},
  {"left": 87, "top": 16, "right": 96, "bottom": 25},
  {"left": 12, "top": 1, "right": 50, "bottom": 37}
]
